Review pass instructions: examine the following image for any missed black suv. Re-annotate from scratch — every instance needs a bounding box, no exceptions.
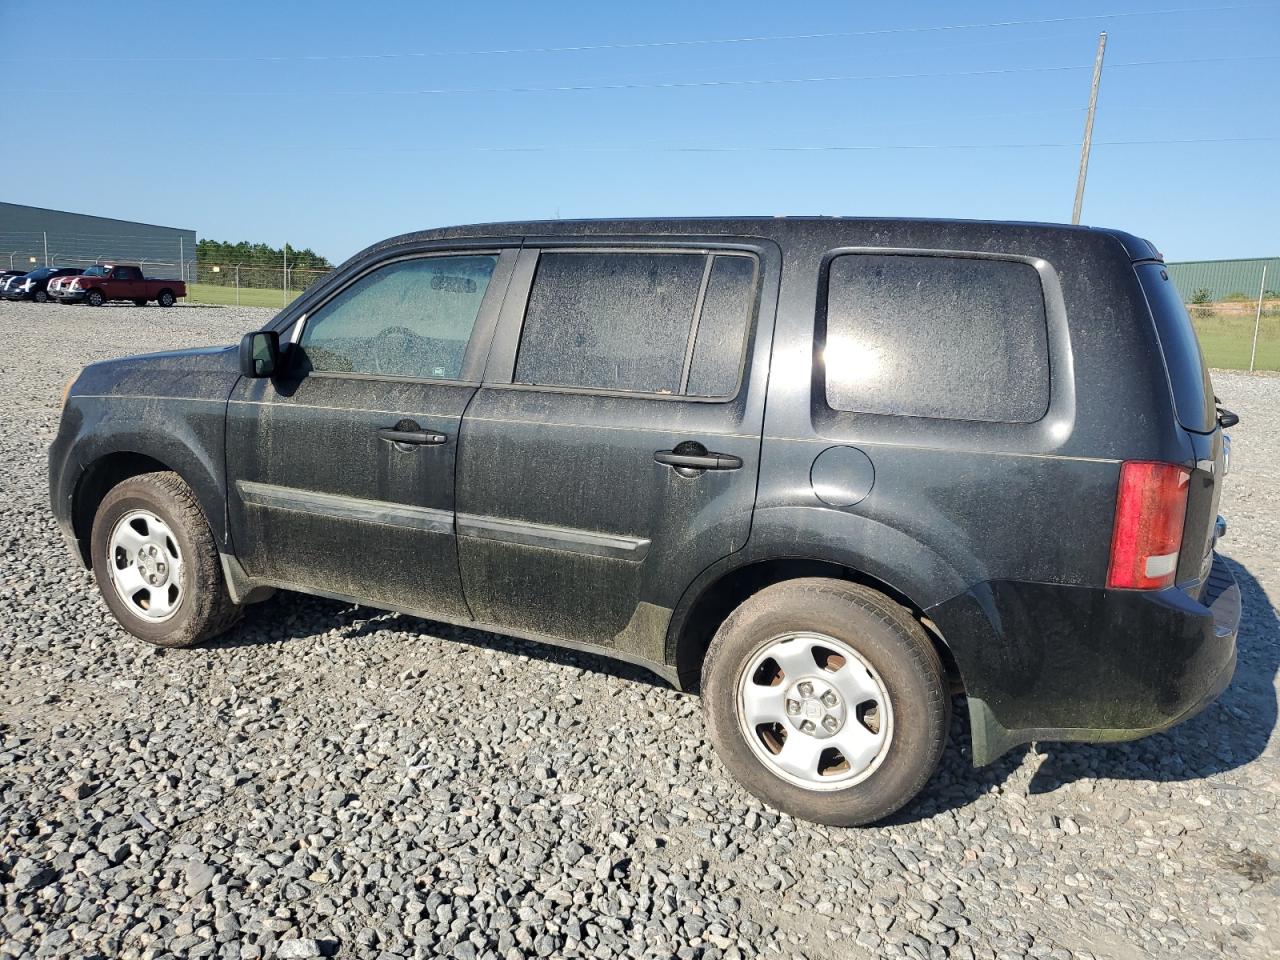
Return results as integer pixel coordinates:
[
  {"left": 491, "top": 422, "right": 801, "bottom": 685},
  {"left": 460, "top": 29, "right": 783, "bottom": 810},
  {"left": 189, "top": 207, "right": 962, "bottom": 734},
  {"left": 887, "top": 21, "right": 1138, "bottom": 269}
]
[
  {"left": 49, "top": 218, "right": 1240, "bottom": 825},
  {"left": 3, "top": 266, "right": 84, "bottom": 302}
]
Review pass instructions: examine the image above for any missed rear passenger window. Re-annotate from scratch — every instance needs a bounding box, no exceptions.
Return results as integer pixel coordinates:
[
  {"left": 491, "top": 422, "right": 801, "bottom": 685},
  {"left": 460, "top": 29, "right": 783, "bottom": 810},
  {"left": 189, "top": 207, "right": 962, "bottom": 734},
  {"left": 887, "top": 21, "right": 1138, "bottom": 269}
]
[
  {"left": 823, "top": 254, "right": 1049, "bottom": 422},
  {"left": 515, "top": 251, "right": 756, "bottom": 397}
]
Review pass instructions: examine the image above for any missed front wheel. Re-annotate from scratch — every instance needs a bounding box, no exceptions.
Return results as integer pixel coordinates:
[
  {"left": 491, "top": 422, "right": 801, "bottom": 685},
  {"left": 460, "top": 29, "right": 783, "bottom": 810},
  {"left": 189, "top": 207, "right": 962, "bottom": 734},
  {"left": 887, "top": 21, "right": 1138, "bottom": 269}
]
[
  {"left": 86, "top": 289, "right": 105, "bottom": 307},
  {"left": 34, "top": 290, "right": 48, "bottom": 303},
  {"left": 90, "top": 472, "right": 240, "bottom": 647},
  {"left": 701, "top": 578, "right": 950, "bottom": 826},
  {"left": 157, "top": 290, "right": 175, "bottom": 307}
]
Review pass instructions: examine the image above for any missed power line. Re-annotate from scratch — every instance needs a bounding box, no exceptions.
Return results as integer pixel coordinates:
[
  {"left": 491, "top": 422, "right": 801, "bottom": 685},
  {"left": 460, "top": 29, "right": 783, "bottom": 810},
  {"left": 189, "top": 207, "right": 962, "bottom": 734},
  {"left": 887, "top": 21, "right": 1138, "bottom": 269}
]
[
  {"left": 326, "top": 136, "right": 1278, "bottom": 155},
  {"left": 15, "top": 53, "right": 1277, "bottom": 99},
  {"left": 3, "top": 4, "right": 1265, "bottom": 64}
]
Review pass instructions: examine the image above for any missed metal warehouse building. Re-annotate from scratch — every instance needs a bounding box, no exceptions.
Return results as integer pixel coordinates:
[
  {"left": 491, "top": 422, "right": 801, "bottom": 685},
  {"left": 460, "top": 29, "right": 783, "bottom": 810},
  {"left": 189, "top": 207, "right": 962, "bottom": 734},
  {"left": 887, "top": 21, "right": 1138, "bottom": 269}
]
[
  {"left": 0, "top": 202, "right": 196, "bottom": 279},
  {"left": 1166, "top": 257, "right": 1278, "bottom": 302}
]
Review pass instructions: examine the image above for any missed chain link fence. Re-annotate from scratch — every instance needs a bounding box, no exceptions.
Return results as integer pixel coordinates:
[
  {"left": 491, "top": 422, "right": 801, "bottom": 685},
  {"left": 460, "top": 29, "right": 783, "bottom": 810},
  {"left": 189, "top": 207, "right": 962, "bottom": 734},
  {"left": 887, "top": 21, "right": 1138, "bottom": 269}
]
[
  {"left": 0, "top": 226, "right": 336, "bottom": 310},
  {"left": 189, "top": 258, "right": 331, "bottom": 308},
  {"left": 1166, "top": 258, "right": 1278, "bottom": 372}
]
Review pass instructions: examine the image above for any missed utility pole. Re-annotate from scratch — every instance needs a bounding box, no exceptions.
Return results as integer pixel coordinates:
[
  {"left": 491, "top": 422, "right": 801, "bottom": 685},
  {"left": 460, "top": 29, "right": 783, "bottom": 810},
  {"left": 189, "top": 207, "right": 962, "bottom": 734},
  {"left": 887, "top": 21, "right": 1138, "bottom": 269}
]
[
  {"left": 43, "top": 232, "right": 49, "bottom": 267},
  {"left": 282, "top": 244, "right": 288, "bottom": 307},
  {"left": 1250, "top": 263, "right": 1268, "bottom": 373},
  {"left": 1072, "top": 31, "right": 1107, "bottom": 225}
]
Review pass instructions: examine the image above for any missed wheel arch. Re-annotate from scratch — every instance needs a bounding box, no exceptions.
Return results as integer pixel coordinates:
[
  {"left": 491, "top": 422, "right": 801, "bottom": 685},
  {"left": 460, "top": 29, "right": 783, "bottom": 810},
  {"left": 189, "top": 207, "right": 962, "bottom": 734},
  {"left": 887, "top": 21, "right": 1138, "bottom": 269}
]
[
  {"left": 667, "top": 556, "right": 960, "bottom": 693},
  {"left": 69, "top": 448, "right": 224, "bottom": 567},
  {"left": 665, "top": 505, "right": 977, "bottom": 694}
]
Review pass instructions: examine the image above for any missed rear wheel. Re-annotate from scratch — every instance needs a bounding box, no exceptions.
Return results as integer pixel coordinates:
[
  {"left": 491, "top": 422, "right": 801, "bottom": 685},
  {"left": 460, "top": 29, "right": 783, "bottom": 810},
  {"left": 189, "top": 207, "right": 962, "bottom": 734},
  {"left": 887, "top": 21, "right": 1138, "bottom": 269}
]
[
  {"left": 702, "top": 578, "right": 950, "bottom": 826},
  {"left": 157, "top": 289, "right": 175, "bottom": 307},
  {"left": 90, "top": 472, "right": 240, "bottom": 647},
  {"left": 86, "top": 289, "right": 105, "bottom": 307}
]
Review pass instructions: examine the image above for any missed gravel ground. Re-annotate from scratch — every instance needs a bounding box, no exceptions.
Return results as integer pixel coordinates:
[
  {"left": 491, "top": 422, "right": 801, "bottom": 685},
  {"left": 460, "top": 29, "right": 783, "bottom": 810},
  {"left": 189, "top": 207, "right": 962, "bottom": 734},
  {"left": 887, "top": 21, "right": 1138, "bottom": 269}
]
[{"left": 1, "top": 299, "right": 1277, "bottom": 960}]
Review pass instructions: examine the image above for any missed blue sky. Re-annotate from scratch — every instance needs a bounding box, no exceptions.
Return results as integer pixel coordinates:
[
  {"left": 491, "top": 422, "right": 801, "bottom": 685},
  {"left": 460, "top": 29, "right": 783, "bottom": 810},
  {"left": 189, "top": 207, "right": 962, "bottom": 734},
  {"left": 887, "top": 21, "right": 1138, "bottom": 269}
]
[{"left": 2, "top": 0, "right": 1277, "bottom": 264}]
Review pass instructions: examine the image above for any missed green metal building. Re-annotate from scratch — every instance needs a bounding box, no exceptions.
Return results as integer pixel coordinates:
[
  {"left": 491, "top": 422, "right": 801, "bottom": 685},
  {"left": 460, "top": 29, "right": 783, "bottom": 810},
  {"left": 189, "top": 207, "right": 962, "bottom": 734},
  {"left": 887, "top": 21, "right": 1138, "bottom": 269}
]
[{"left": 1165, "top": 257, "right": 1279, "bottom": 303}]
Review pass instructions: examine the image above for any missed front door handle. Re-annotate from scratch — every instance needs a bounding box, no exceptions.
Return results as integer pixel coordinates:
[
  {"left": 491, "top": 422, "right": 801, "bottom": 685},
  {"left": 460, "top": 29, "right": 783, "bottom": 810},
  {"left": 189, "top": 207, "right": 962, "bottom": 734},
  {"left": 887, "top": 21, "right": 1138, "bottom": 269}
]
[
  {"left": 378, "top": 420, "right": 447, "bottom": 446},
  {"left": 655, "top": 440, "right": 743, "bottom": 475}
]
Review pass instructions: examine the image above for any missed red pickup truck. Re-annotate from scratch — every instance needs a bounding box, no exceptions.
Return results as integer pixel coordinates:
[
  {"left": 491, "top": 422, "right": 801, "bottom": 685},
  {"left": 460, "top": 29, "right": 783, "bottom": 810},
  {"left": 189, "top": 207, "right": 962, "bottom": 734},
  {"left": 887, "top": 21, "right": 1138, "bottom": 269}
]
[{"left": 51, "top": 264, "right": 185, "bottom": 307}]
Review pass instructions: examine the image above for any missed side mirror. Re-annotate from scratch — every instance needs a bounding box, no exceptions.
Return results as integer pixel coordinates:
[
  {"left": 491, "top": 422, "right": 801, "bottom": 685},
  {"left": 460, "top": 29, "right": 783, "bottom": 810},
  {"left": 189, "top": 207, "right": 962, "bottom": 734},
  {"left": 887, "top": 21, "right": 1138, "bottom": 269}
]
[{"left": 239, "top": 330, "right": 280, "bottom": 378}]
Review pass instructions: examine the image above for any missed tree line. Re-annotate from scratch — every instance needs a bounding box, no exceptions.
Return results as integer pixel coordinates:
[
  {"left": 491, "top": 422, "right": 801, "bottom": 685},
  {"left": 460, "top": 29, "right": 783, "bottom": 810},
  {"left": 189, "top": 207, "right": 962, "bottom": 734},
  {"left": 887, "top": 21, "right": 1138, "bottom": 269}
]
[{"left": 195, "top": 239, "right": 334, "bottom": 291}]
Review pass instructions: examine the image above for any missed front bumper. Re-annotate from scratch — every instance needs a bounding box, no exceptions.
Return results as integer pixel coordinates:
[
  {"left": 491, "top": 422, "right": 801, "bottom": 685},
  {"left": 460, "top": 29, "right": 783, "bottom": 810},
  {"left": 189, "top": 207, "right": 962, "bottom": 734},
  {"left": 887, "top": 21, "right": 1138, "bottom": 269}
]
[
  {"left": 930, "top": 552, "right": 1241, "bottom": 765},
  {"left": 51, "top": 290, "right": 87, "bottom": 303}
]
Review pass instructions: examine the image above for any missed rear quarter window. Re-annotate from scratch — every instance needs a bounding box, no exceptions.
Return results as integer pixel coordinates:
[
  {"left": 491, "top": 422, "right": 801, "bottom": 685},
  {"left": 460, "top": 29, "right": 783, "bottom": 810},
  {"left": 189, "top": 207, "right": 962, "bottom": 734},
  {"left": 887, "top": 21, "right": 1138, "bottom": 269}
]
[
  {"left": 1135, "top": 263, "right": 1215, "bottom": 433},
  {"left": 823, "top": 253, "right": 1050, "bottom": 423}
]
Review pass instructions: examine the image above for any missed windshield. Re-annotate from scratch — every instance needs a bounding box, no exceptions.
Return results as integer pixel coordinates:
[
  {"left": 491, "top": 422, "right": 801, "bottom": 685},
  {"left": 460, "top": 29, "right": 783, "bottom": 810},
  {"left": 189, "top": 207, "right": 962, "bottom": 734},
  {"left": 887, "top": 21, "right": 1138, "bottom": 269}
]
[
  {"left": 82, "top": 266, "right": 108, "bottom": 278},
  {"left": 27, "top": 268, "right": 53, "bottom": 280}
]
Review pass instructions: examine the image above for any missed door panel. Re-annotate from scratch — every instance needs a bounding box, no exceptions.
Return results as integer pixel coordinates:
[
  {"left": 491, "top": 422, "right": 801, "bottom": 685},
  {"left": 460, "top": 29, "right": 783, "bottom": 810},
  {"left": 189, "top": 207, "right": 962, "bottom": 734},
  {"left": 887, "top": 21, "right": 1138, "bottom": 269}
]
[
  {"left": 227, "top": 376, "right": 476, "bottom": 618},
  {"left": 225, "top": 248, "right": 517, "bottom": 618},
  {"left": 455, "top": 240, "right": 779, "bottom": 663}
]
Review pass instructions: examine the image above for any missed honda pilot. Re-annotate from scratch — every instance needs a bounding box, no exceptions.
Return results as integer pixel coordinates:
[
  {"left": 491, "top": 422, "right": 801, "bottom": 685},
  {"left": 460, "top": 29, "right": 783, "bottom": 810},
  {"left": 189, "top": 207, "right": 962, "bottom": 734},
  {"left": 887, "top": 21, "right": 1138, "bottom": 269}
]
[{"left": 49, "top": 218, "right": 1240, "bottom": 825}]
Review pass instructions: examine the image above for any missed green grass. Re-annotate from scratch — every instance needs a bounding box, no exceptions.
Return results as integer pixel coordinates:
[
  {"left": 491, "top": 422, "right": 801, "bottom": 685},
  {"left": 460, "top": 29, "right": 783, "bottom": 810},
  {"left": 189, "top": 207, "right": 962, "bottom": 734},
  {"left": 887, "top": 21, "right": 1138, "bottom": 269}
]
[
  {"left": 1190, "top": 308, "right": 1280, "bottom": 372},
  {"left": 185, "top": 283, "right": 305, "bottom": 308}
]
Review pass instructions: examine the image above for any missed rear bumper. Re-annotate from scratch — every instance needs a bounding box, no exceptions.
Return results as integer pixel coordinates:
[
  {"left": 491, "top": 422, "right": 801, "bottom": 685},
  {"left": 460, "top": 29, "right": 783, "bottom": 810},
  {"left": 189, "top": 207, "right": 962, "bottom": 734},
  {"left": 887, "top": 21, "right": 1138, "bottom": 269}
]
[{"left": 929, "top": 553, "right": 1241, "bottom": 765}]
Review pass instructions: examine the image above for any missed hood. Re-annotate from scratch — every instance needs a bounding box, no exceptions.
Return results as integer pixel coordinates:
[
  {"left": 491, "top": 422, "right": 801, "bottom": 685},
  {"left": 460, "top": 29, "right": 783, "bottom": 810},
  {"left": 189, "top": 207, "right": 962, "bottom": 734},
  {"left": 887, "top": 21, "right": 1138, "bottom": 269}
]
[{"left": 73, "top": 344, "right": 242, "bottom": 403}]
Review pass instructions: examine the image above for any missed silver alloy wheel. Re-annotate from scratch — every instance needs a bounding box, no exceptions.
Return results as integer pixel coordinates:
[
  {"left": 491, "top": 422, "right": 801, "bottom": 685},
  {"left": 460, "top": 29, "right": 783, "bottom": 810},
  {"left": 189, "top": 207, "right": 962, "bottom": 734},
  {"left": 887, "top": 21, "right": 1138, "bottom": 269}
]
[
  {"left": 736, "top": 632, "right": 893, "bottom": 791},
  {"left": 106, "top": 510, "right": 185, "bottom": 622}
]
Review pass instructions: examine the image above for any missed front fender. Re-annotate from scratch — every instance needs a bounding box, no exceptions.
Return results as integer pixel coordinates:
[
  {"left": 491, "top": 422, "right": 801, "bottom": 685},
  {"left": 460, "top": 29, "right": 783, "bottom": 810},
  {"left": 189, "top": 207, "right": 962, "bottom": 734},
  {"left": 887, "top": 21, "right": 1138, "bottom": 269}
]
[{"left": 69, "top": 400, "right": 229, "bottom": 538}]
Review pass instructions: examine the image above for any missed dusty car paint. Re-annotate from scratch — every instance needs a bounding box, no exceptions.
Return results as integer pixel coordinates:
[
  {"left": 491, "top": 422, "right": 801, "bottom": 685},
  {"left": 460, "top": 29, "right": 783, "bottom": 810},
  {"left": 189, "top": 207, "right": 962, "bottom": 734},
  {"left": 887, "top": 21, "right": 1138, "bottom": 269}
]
[{"left": 49, "top": 217, "right": 1240, "bottom": 765}]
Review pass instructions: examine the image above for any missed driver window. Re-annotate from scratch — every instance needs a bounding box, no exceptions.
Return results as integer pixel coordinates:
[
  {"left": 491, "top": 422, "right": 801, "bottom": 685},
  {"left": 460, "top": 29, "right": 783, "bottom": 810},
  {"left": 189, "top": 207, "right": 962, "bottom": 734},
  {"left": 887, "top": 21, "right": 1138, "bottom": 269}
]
[{"left": 297, "top": 254, "right": 498, "bottom": 380}]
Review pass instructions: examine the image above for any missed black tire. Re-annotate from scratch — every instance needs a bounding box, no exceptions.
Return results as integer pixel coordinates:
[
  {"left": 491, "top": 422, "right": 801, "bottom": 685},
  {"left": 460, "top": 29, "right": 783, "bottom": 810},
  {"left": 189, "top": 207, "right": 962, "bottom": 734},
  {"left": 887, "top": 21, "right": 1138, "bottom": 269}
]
[
  {"left": 90, "top": 472, "right": 240, "bottom": 647},
  {"left": 701, "top": 578, "right": 950, "bottom": 826},
  {"left": 34, "top": 290, "right": 48, "bottom": 303},
  {"left": 157, "top": 289, "right": 175, "bottom": 307},
  {"left": 86, "top": 289, "right": 105, "bottom": 307},
  {"left": 133, "top": 298, "right": 147, "bottom": 307}
]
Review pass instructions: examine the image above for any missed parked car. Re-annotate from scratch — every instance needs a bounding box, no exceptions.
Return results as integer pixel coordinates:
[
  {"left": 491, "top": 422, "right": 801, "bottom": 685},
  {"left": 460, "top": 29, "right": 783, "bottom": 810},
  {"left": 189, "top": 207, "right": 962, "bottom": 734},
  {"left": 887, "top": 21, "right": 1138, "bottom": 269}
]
[
  {"left": 50, "top": 264, "right": 184, "bottom": 306},
  {"left": 47, "top": 273, "right": 79, "bottom": 301},
  {"left": 0, "top": 269, "right": 30, "bottom": 293},
  {"left": 49, "top": 218, "right": 1240, "bottom": 826},
  {"left": 2, "top": 266, "right": 84, "bottom": 303}
]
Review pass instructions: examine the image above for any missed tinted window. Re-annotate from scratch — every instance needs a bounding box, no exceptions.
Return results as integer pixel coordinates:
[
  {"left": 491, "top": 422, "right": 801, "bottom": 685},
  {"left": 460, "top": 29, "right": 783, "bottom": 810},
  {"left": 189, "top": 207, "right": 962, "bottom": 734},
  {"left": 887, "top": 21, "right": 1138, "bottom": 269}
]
[
  {"left": 686, "top": 256, "right": 757, "bottom": 397},
  {"left": 515, "top": 251, "right": 755, "bottom": 397},
  {"left": 1136, "top": 263, "right": 1215, "bottom": 433},
  {"left": 824, "top": 254, "right": 1049, "bottom": 422},
  {"left": 299, "top": 255, "right": 497, "bottom": 380},
  {"left": 115, "top": 267, "right": 141, "bottom": 280}
]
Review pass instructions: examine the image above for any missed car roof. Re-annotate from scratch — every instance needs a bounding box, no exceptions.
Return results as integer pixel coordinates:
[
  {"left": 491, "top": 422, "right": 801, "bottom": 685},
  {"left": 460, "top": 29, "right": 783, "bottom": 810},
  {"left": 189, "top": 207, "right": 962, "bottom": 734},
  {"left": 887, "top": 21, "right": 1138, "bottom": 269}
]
[{"left": 369, "top": 216, "right": 1158, "bottom": 262}]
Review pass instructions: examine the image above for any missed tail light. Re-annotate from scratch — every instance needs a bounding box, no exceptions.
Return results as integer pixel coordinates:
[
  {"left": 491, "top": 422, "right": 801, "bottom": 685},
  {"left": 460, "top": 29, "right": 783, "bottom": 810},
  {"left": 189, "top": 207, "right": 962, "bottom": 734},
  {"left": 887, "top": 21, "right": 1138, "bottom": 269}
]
[{"left": 1107, "top": 461, "right": 1190, "bottom": 590}]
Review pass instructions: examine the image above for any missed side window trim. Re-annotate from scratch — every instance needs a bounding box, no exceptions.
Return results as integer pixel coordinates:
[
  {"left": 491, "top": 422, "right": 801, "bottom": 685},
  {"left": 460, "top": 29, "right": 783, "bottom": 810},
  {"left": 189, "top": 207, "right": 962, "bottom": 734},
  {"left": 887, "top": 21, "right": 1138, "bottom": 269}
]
[
  {"left": 482, "top": 245, "right": 761, "bottom": 403},
  {"left": 282, "top": 248, "right": 518, "bottom": 385},
  {"left": 678, "top": 255, "right": 715, "bottom": 394}
]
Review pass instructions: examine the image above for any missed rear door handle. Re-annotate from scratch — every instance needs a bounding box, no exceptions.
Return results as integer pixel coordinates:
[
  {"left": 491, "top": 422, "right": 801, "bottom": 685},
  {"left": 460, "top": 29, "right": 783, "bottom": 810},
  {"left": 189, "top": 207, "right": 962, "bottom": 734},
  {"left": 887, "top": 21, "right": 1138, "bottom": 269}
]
[
  {"left": 655, "top": 441, "right": 742, "bottom": 473},
  {"left": 378, "top": 424, "right": 447, "bottom": 446}
]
